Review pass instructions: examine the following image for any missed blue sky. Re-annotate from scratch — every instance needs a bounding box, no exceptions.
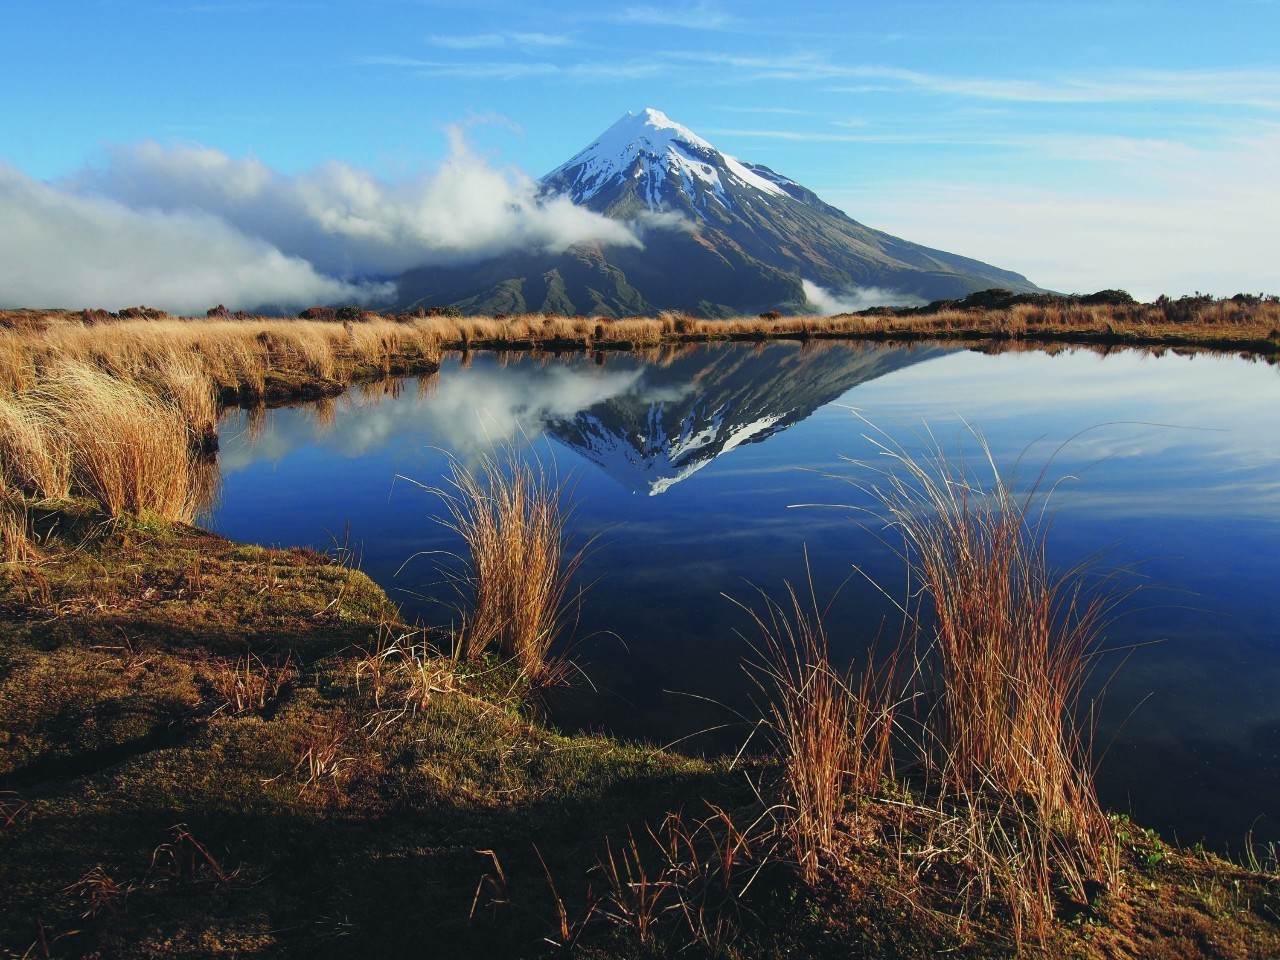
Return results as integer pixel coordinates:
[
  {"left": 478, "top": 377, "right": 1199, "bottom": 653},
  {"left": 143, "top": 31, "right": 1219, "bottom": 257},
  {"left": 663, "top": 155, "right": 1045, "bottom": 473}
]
[{"left": 3, "top": 0, "right": 1278, "bottom": 308}]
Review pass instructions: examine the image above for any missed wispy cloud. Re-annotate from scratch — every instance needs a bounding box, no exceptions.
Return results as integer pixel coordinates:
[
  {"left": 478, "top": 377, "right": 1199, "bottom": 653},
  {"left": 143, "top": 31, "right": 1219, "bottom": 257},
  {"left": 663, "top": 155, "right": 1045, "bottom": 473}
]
[
  {"left": 353, "top": 55, "right": 559, "bottom": 79},
  {"left": 426, "top": 31, "right": 573, "bottom": 49},
  {"left": 718, "top": 106, "right": 815, "bottom": 116},
  {"left": 354, "top": 53, "right": 661, "bottom": 82},
  {"left": 675, "top": 51, "right": 1280, "bottom": 108},
  {"left": 703, "top": 127, "right": 876, "bottom": 143},
  {"left": 615, "top": 2, "right": 730, "bottom": 30}
]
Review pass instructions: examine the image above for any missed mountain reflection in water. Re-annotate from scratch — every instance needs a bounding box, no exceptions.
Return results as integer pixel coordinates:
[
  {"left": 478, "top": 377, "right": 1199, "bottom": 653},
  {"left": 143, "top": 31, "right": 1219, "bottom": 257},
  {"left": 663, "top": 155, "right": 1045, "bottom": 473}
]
[
  {"left": 210, "top": 342, "right": 1280, "bottom": 853},
  {"left": 545, "top": 342, "right": 947, "bottom": 494}
]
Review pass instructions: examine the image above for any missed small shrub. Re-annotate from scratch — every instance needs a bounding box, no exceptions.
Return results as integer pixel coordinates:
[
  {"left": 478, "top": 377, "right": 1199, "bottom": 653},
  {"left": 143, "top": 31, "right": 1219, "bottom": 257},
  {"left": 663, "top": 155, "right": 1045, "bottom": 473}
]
[
  {"left": 116, "top": 305, "right": 160, "bottom": 319},
  {"left": 298, "top": 306, "right": 336, "bottom": 321},
  {"left": 1080, "top": 289, "right": 1136, "bottom": 306}
]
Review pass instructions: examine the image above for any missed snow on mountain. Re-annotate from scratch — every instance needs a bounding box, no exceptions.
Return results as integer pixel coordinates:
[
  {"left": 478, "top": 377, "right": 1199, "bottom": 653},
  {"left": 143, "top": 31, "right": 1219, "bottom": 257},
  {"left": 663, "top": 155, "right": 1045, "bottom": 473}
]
[
  {"left": 553, "top": 398, "right": 787, "bottom": 496},
  {"left": 545, "top": 108, "right": 792, "bottom": 214},
  {"left": 399, "top": 110, "right": 1041, "bottom": 318}
]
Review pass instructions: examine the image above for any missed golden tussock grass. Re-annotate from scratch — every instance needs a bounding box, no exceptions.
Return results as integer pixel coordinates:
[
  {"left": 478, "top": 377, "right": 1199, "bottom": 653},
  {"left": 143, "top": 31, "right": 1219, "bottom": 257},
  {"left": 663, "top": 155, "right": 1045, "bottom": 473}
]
[
  {"left": 741, "top": 580, "right": 897, "bottom": 886},
  {"left": 0, "top": 313, "right": 445, "bottom": 407},
  {"left": 0, "top": 490, "right": 32, "bottom": 564},
  {"left": 741, "top": 427, "right": 1124, "bottom": 945},
  {"left": 425, "top": 447, "right": 589, "bottom": 682},
  {"left": 0, "top": 362, "right": 202, "bottom": 523},
  {"left": 841, "top": 427, "right": 1121, "bottom": 944}
]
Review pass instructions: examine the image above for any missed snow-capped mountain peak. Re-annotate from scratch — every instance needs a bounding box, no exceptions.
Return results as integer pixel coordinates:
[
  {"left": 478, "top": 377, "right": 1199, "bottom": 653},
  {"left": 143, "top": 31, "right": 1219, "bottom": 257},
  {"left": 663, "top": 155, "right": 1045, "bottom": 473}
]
[{"left": 544, "top": 107, "right": 792, "bottom": 213}]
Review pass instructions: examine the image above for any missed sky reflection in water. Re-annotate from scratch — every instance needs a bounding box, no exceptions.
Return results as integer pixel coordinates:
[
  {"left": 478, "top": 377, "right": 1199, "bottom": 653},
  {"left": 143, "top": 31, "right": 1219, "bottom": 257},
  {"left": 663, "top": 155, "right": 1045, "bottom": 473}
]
[{"left": 209, "top": 342, "right": 1280, "bottom": 851}]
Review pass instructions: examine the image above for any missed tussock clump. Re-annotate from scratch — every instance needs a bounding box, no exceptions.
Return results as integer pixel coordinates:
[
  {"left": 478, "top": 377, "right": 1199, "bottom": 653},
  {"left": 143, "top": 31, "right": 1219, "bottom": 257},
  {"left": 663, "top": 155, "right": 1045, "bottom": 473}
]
[
  {"left": 742, "top": 582, "right": 898, "bottom": 885},
  {"left": 0, "top": 393, "right": 73, "bottom": 500},
  {"left": 2, "top": 363, "right": 202, "bottom": 522},
  {"left": 49, "top": 363, "right": 200, "bottom": 521},
  {"left": 427, "top": 447, "right": 588, "bottom": 681},
  {"left": 845, "top": 427, "right": 1121, "bottom": 941}
]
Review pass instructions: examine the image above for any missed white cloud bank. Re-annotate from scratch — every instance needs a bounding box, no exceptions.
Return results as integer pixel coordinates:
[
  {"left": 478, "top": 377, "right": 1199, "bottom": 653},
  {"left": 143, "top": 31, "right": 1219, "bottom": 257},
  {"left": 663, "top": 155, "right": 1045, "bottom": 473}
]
[
  {"left": 802, "top": 279, "right": 923, "bottom": 315},
  {"left": 0, "top": 129, "right": 640, "bottom": 315}
]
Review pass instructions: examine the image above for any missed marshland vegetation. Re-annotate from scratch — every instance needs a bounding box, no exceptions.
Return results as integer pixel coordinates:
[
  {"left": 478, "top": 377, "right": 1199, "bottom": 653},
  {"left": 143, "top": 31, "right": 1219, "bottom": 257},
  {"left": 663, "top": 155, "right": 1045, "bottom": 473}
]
[
  {"left": 2, "top": 288, "right": 1275, "bottom": 558},
  {"left": 2, "top": 297, "right": 1279, "bottom": 957}
]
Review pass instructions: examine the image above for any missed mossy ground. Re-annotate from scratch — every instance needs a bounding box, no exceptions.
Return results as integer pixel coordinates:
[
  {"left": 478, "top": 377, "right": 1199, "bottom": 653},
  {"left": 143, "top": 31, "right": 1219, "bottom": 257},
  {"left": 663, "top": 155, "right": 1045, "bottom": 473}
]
[{"left": 1, "top": 508, "right": 1277, "bottom": 959}]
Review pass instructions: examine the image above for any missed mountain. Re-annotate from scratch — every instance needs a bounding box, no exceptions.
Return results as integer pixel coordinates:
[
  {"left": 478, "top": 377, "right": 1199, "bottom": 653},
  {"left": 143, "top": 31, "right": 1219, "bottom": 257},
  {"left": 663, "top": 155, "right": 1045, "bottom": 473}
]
[
  {"left": 398, "top": 109, "right": 1040, "bottom": 318},
  {"left": 544, "top": 340, "right": 948, "bottom": 495}
]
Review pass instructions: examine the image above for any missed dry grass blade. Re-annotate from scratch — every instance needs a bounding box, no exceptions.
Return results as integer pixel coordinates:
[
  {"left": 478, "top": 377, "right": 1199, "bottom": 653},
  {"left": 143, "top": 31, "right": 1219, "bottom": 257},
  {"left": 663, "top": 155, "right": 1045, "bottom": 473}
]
[
  {"left": 0, "top": 489, "right": 34, "bottom": 564},
  {"left": 425, "top": 446, "right": 590, "bottom": 682},
  {"left": 208, "top": 652, "right": 294, "bottom": 716},
  {"left": 354, "top": 625, "right": 457, "bottom": 736},
  {"left": 839, "top": 423, "right": 1122, "bottom": 939},
  {"left": 595, "top": 829, "right": 674, "bottom": 943},
  {"left": 737, "top": 577, "right": 898, "bottom": 885}
]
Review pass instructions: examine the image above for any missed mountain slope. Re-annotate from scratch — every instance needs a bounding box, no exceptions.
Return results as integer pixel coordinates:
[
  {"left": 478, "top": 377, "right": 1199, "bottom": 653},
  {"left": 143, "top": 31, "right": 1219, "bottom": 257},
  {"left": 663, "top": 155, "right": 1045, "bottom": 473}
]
[{"left": 398, "top": 109, "right": 1039, "bottom": 317}]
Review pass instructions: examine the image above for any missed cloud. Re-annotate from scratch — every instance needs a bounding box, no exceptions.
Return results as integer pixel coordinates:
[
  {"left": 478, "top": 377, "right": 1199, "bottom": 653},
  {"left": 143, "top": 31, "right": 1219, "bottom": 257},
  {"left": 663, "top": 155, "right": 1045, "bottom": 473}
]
[
  {"left": 802, "top": 280, "right": 923, "bottom": 315},
  {"left": 0, "top": 165, "right": 387, "bottom": 314},
  {"left": 426, "top": 31, "right": 572, "bottom": 49},
  {"left": 354, "top": 53, "right": 662, "bottom": 82},
  {"left": 673, "top": 52, "right": 1280, "bottom": 108},
  {"left": 218, "top": 357, "right": 648, "bottom": 469},
  {"left": 0, "top": 129, "right": 641, "bottom": 313},
  {"left": 615, "top": 2, "right": 730, "bottom": 30}
]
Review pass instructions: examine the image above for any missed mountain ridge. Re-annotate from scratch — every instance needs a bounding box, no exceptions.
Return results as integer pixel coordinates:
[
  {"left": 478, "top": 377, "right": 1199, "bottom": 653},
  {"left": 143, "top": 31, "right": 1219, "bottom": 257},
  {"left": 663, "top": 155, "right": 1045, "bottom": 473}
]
[{"left": 398, "top": 109, "right": 1040, "bottom": 318}]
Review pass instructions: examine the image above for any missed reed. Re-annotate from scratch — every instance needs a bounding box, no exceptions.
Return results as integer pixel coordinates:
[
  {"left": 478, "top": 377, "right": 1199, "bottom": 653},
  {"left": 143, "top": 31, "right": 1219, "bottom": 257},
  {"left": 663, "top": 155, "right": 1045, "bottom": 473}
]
[
  {"left": 0, "top": 363, "right": 202, "bottom": 522},
  {"left": 741, "top": 581, "right": 898, "bottom": 885},
  {"left": 848, "top": 429, "right": 1120, "bottom": 936},
  {"left": 431, "top": 447, "right": 587, "bottom": 681}
]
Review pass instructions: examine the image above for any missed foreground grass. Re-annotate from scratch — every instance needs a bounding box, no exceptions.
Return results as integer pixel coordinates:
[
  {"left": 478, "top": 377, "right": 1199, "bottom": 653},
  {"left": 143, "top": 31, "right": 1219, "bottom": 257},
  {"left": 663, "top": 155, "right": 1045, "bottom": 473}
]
[
  {"left": 0, "top": 508, "right": 735, "bottom": 958},
  {"left": 1, "top": 299, "right": 1279, "bottom": 955},
  {"left": 1, "top": 505, "right": 1277, "bottom": 959}
]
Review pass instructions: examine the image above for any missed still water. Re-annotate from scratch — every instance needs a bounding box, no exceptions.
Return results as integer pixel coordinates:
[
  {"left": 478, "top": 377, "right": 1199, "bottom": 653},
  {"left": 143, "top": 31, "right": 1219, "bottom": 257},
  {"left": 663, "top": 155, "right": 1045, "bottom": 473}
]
[{"left": 209, "top": 341, "right": 1280, "bottom": 852}]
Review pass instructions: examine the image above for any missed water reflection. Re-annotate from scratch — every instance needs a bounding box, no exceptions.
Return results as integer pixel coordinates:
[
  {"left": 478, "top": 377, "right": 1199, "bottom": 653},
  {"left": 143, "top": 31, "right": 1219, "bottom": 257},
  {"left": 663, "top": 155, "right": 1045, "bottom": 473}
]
[{"left": 209, "top": 342, "right": 1280, "bottom": 852}]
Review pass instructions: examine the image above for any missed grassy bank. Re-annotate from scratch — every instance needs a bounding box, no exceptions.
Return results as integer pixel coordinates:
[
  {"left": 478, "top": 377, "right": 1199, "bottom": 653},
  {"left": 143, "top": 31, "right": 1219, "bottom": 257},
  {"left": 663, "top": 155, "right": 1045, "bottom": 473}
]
[
  {"left": 2, "top": 491, "right": 1278, "bottom": 956},
  {"left": 2, "top": 294, "right": 1274, "bottom": 532},
  {"left": 1, "top": 301, "right": 1279, "bottom": 955},
  {"left": 3, "top": 291, "right": 1279, "bottom": 392}
]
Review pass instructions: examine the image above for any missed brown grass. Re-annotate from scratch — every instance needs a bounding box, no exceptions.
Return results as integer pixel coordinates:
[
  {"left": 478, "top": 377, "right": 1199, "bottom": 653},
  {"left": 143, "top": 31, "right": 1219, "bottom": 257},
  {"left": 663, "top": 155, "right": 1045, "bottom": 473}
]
[
  {"left": 740, "top": 581, "right": 897, "bottom": 885},
  {"left": 0, "top": 362, "right": 203, "bottom": 522},
  {"left": 0, "top": 490, "right": 32, "bottom": 564},
  {"left": 425, "top": 447, "right": 589, "bottom": 681},
  {"left": 354, "top": 624, "right": 459, "bottom": 736},
  {"left": 845, "top": 428, "right": 1121, "bottom": 943},
  {"left": 49, "top": 363, "right": 203, "bottom": 521},
  {"left": 0, "top": 393, "right": 73, "bottom": 501}
]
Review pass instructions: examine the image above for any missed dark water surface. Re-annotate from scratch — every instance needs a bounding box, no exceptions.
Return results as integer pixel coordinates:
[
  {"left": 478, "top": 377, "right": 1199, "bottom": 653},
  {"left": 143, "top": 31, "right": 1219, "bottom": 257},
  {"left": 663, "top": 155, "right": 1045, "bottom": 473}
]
[{"left": 209, "top": 342, "right": 1280, "bottom": 852}]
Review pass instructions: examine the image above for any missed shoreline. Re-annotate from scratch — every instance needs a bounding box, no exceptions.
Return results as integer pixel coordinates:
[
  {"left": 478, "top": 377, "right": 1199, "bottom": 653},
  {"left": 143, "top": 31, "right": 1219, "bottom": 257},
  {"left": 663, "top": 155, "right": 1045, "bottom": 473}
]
[
  {"left": 1, "top": 507, "right": 1277, "bottom": 957},
  {"left": 2, "top": 302, "right": 1279, "bottom": 957}
]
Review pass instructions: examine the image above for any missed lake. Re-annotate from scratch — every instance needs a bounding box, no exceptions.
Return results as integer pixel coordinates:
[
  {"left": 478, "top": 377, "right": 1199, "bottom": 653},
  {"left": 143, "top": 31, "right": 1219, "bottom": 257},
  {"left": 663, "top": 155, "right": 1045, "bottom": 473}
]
[{"left": 208, "top": 340, "right": 1280, "bottom": 853}]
